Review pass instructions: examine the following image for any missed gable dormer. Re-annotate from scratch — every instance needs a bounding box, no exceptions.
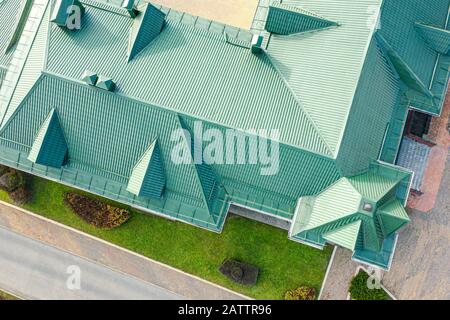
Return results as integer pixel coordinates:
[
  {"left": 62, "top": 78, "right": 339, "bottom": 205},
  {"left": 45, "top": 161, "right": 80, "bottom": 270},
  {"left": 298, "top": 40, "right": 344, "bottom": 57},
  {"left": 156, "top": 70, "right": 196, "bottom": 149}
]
[
  {"left": 127, "top": 3, "right": 165, "bottom": 62},
  {"left": 28, "top": 109, "right": 68, "bottom": 168},
  {"left": 265, "top": 2, "right": 338, "bottom": 35}
]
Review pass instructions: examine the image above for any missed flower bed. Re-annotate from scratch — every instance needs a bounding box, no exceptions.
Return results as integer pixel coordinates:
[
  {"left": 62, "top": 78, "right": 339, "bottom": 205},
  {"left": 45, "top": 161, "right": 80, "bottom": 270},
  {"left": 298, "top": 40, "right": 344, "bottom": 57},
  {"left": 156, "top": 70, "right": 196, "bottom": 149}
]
[{"left": 64, "top": 192, "right": 130, "bottom": 229}]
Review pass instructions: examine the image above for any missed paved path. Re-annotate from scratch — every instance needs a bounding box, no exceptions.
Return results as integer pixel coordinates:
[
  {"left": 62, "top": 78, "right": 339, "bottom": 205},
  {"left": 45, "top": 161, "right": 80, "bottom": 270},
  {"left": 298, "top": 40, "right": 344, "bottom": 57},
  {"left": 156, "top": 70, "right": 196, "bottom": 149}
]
[
  {"left": 0, "top": 227, "right": 182, "bottom": 300},
  {"left": 319, "top": 247, "right": 358, "bottom": 300},
  {"left": 0, "top": 201, "right": 248, "bottom": 300},
  {"left": 382, "top": 153, "right": 450, "bottom": 300}
]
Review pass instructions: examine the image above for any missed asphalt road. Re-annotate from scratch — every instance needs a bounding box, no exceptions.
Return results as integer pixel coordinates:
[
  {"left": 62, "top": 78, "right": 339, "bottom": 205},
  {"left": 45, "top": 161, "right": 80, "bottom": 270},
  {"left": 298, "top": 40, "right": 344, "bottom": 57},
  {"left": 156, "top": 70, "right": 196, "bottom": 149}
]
[{"left": 0, "top": 227, "right": 183, "bottom": 300}]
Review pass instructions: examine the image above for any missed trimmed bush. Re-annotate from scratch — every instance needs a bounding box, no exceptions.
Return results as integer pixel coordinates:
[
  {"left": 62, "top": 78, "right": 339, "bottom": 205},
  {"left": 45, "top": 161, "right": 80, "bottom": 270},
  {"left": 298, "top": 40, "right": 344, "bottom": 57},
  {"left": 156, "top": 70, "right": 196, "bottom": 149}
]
[
  {"left": 284, "top": 286, "right": 316, "bottom": 300},
  {"left": 0, "top": 170, "right": 25, "bottom": 192},
  {"left": 64, "top": 192, "right": 130, "bottom": 229},
  {"left": 349, "top": 271, "right": 391, "bottom": 300},
  {"left": 9, "top": 187, "right": 31, "bottom": 205},
  {"left": 219, "top": 259, "right": 259, "bottom": 286},
  {"left": 0, "top": 164, "right": 9, "bottom": 177}
]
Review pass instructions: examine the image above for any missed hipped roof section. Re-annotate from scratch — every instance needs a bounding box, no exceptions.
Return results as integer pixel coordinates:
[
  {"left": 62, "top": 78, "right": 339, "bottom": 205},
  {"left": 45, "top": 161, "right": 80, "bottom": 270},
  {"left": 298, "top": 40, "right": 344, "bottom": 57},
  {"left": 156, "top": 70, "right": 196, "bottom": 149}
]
[{"left": 43, "top": 0, "right": 334, "bottom": 157}]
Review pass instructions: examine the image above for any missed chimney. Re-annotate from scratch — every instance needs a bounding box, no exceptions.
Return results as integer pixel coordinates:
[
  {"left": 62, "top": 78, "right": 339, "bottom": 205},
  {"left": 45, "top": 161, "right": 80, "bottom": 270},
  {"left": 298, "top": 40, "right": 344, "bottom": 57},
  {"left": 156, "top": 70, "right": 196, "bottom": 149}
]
[{"left": 251, "top": 35, "right": 263, "bottom": 54}]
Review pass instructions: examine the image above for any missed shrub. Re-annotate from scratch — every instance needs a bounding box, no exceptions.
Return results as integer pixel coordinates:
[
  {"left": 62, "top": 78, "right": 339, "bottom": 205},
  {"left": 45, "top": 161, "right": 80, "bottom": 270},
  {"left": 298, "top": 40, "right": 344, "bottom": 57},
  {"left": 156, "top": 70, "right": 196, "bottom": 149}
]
[
  {"left": 349, "top": 271, "right": 391, "bottom": 300},
  {"left": 0, "top": 170, "right": 25, "bottom": 192},
  {"left": 284, "top": 286, "right": 316, "bottom": 300},
  {"left": 9, "top": 187, "right": 31, "bottom": 205},
  {"left": 64, "top": 192, "right": 130, "bottom": 229},
  {"left": 0, "top": 164, "right": 9, "bottom": 177},
  {"left": 219, "top": 259, "right": 259, "bottom": 286}
]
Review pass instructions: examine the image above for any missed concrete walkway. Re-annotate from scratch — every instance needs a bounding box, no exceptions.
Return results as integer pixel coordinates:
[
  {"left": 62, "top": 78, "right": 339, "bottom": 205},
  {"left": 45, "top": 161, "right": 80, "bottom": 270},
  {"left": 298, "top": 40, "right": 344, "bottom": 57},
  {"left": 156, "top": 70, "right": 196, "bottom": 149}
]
[
  {"left": 0, "top": 227, "right": 181, "bottom": 300},
  {"left": 319, "top": 247, "right": 358, "bottom": 300},
  {"left": 382, "top": 153, "right": 450, "bottom": 300},
  {"left": 0, "top": 201, "right": 248, "bottom": 300}
]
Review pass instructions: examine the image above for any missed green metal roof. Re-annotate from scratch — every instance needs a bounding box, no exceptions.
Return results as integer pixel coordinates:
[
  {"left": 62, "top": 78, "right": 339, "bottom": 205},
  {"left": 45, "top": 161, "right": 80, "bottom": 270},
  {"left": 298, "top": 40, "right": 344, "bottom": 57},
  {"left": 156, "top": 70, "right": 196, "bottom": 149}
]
[
  {"left": 0, "top": 0, "right": 21, "bottom": 67},
  {"left": 290, "top": 162, "right": 412, "bottom": 269},
  {"left": 264, "top": 0, "right": 383, "bottom": 155},
  {"left": 415, "top": 22, "right": 450, "bottom": 55},
  {"left": 42, "top": 0, "right": 333, "bottom": 156},
  {"left": 323, "top": 220, "right": 361, "bottom": 251},
  {"left": 28, "top": 108, "right": 68, "bottom": 167}
]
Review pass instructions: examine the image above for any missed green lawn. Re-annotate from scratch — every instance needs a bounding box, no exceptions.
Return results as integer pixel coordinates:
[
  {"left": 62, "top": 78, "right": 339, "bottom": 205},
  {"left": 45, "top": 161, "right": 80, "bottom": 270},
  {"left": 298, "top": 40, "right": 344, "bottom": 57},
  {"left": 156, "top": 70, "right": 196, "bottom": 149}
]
[
  {"left": 0, "top": 176, "right": 332, "bottom": 299},
  {"left": 0, "top": 290, "right": 19, "bottom": 300}
]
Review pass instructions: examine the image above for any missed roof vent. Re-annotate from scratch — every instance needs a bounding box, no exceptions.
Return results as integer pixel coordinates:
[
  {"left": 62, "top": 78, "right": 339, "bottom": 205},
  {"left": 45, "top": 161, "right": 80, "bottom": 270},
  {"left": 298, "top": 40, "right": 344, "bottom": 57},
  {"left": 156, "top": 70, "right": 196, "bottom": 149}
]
[
  {"left": 362, "top": 202, "right": 374, "bottom": 213},
  {"left": 81, "top": 70, "right": 98, "bottom": 86},
  {"left": 51, "top": 0, "right": 85, "bottom": 29},
  {"left": 96, "top": 76, "right": 116, "bottom": 92},
  {"left": 122, "top": 0, "right": 139, "bottom": 18},
  {"left": 251, "top": 35, "right": 263, "bottom": 54}
]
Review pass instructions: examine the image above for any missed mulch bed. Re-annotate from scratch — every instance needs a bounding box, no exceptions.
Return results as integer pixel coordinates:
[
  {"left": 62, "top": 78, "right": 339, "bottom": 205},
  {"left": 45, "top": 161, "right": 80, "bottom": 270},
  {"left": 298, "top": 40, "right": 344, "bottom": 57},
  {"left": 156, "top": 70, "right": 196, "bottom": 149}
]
[{"left": 64, "top": 192, "right": 130, "bottom": 229}]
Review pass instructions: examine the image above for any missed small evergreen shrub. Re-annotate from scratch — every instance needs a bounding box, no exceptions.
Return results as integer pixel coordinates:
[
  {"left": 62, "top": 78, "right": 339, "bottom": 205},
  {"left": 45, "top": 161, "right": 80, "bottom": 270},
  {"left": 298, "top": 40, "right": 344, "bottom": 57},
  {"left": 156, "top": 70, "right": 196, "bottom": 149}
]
[
  {"left": 349, "top": 271, "right": 391, "bottom": 300},
  {"left": 0, "top": 164, "right": 9, "bottom": 177},
  {"left": 284, "top": 286, "right": 316, "bottom": 300},
  {"left": 219, "top": 259, "right": 259, "bottom": 286},
  {"left": 0, "top": 170, "right": 25, "bottom": 192},
  {"left": 9, "top": 187, "right": 31, "bottom": 205}
]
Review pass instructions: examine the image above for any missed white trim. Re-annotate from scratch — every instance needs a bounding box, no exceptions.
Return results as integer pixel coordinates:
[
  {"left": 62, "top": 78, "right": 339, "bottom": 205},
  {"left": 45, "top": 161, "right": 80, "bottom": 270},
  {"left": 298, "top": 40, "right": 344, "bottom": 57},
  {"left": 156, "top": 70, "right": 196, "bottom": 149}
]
[
  {"left": 318, "top": 246, "right": 337, "bottom": 300},
  {"left": 289, "top": 236, "right": 325, "bottom": 250},
  {"left": 408, "top": 105, "right": 440, "bottom": 117}
]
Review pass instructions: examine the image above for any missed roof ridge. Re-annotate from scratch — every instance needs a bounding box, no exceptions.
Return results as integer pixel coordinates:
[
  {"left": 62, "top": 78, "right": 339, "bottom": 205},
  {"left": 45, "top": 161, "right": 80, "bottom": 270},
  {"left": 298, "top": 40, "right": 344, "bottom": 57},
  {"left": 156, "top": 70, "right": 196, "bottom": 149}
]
[{"left": 264, "top": 52, "right": 335, "bottom": 157}]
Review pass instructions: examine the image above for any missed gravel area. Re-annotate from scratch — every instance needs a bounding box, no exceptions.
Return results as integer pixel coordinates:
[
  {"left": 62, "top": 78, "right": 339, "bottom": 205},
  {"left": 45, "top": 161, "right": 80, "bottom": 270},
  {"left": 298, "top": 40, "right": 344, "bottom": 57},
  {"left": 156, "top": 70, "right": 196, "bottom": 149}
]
[{"left": 382, "top": 153, "right": 450, "bottom": 300}]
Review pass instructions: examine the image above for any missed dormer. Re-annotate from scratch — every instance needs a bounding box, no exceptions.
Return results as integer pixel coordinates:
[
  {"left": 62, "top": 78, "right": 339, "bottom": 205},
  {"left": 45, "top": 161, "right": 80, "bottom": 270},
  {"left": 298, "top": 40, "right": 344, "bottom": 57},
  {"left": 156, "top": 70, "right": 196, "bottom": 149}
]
[
  {"left": 127, "top": 3, "right": 166, "bottom": 62},
  {"left": 51, "top": 0, "right": 85, "bottom": 29}
]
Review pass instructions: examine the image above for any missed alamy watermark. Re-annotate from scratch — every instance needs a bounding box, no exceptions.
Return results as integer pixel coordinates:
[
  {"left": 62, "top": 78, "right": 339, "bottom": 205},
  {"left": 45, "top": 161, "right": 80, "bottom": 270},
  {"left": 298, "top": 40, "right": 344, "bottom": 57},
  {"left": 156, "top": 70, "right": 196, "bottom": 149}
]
[
  {"left": 66, "top": 5, "right": 82, "bottom": 30},
  {"left": 170, "top": 121, "right": 280, "bottom": 176},
  {"left": 66, "top": 265, "right": 81, "bottom": 290}
]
